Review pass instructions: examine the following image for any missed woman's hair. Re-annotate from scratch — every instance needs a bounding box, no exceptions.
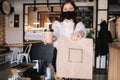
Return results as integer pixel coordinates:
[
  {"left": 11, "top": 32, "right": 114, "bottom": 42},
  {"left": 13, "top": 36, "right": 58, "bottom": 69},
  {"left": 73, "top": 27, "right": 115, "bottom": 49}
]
[{"left": 60, "top": 0, "right": 77, "bottom": 23}]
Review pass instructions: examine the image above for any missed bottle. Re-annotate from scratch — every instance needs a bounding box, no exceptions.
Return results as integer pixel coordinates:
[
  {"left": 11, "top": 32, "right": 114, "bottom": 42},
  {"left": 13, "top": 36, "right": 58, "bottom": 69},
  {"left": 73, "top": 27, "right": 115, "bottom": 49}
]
[
  {"left": 17, "top": 72, "right": 22, "bottom": 80},
  {"left": 8, "top": 74, "right": 12, "bottom": 80},
  {"left": 44, "top": 24, "right": 54, "bottom": 44},
  {"left": 45, "top": 67, "right": 51, "bottom": 80},
  {"left": 45, "top": 63, "right": 55, "bottom": 80},
  {"left": 9, "top": 69, "right": 22, "bottom": 80}
]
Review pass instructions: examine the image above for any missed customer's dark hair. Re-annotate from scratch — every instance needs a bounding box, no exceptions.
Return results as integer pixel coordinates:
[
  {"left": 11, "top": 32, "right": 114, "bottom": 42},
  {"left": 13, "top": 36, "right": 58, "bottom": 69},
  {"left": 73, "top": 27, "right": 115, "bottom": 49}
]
[{"left": 60, "top": 0, "right": 77, "bottom": 23}]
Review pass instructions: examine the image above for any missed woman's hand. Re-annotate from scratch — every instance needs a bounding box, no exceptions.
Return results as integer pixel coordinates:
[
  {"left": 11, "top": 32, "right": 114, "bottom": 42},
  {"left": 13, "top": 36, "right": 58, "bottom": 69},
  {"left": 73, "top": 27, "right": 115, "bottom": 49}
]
[{"left": 71, "top": 31, "right": 84, "bottom": 41}]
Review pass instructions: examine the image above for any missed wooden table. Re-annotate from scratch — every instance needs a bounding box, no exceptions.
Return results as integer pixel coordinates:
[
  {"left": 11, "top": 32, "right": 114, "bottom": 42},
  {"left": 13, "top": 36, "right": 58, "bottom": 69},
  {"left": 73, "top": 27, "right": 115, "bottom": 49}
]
[
  {"left": 11, "top": 63, "right": 35, "bottom": 76},
  {"left": 0, "top": 48, "right": 7, "bottom": 52}
]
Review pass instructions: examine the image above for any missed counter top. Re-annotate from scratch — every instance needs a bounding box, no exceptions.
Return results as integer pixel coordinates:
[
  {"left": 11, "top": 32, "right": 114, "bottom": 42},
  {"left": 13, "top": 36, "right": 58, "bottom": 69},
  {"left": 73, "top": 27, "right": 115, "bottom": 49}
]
[
  {"left": 25, "top": 31, "right": 43, "bottom": 41},
  {"left": 24, "top": 40, "right": 42, "bottom": 45},
  {"left": 109, "top": 42, "right": 120, "bottom": 49}
]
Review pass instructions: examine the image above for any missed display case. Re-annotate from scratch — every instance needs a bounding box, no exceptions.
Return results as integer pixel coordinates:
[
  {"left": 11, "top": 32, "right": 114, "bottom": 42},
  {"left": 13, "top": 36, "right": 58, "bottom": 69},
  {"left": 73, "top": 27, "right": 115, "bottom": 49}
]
[{"left": 24, "top": 28, "right": 44, "bottom": 41}]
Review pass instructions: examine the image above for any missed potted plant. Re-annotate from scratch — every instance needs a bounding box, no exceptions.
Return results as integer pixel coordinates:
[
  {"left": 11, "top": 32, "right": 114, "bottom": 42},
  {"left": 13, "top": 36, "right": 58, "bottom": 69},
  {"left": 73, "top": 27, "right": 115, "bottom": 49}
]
[{"left": 86, "top": 29, "right": 95, "bottom": 42}]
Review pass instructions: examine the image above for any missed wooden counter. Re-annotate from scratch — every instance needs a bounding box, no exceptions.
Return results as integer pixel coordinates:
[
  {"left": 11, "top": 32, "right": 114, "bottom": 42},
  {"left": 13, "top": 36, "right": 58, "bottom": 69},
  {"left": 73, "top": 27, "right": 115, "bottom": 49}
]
[
  {"left": 23, "top": 41, "right": 41, "bottom": 45},
  {"left": 108, "top": 42, "right": 120, "bottom": 80}
]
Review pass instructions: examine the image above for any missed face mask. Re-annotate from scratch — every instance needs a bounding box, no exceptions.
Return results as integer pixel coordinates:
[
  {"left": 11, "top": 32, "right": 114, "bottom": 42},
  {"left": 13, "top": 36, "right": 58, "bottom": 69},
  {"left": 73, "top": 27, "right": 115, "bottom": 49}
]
[{"left": 62, "top": 11, "right": 75, "bottom": 19}]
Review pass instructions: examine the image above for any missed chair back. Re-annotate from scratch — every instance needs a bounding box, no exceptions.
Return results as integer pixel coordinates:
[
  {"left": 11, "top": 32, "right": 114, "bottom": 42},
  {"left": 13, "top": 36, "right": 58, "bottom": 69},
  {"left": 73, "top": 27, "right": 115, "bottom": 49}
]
[
  {"left": 30, "top": 43, "right": 56, "bottom": 62},
  {"left": 30, "top": 43, "right": 57, "bottom": 74},
  {"left": 24, "top": 44, "right": 32, "bottom": 54}
]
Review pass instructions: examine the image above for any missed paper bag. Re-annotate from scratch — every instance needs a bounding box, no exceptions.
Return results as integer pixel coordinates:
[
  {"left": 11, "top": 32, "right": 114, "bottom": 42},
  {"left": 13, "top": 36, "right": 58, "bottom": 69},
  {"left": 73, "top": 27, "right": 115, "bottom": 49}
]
[{"left": 56, "top": 36, "right": 93, "bottom": 79}]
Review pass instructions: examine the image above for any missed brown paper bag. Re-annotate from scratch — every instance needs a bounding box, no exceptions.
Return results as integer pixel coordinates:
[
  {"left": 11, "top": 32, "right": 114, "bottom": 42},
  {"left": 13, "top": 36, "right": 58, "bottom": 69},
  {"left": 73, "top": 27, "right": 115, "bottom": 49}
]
[{"left": 56, "top": 36, "right": 93, "bottom": 79}]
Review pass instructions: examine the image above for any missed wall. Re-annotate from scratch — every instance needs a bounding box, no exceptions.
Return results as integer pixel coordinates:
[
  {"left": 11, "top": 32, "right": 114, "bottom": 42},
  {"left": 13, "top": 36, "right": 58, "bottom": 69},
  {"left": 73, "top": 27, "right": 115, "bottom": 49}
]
[
  {"left": 5, "top": 0, "right": 58, "bottom": 43},
  {"left": 5, "top": 0, "right": 39, "bottom": 43},
  {"left": 0, "top": 12, "right": 5, "bottom": 45},
  {"left": 5, "top": 1, "right": 23, "bottom": 43}
]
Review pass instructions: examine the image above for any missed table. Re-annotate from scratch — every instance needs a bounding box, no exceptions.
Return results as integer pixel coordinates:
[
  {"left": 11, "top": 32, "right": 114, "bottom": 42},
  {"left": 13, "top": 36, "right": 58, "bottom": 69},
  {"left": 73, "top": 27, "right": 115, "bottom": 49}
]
[
  {"left": 0, "top": 48, "right": 10, "bottom": 64},
  {"left": 4, "top": 63, "right": 35, "bottom": 80},
  {"left": 0, "top": 48, "right": 7, "bottom": 52},
  {"left": 11, "top": 63, "right": 35, "bottom": 76},
  {"left": 5, "top": 43, "right": 25, "bottom": 64}
]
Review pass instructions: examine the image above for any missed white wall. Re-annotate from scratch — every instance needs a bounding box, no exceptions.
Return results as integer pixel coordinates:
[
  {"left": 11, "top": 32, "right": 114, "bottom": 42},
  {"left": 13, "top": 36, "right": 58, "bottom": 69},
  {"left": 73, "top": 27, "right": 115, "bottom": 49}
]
[
  {"left": 5, "top": 1, "right": 24, "bottom": 44},
  {"left": 5, "top": 0, "right": 60, "bottom": 43},
  {"left": 5, "top": 0, "right": 36, "bottom": 43}
]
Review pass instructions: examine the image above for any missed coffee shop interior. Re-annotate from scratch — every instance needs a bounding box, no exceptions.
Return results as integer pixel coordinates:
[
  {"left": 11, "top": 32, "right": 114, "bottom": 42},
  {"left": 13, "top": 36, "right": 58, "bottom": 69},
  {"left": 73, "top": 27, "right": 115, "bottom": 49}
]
[{"left": 0, "top": 0, "right": 120, "bottom": 80}]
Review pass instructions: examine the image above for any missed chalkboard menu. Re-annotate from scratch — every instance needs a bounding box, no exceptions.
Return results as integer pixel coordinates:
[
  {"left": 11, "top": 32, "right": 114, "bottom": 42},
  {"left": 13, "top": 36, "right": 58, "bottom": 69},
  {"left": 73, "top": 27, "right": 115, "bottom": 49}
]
[{"left": 76, "top": 6, "right": 93, "bottom": 28}]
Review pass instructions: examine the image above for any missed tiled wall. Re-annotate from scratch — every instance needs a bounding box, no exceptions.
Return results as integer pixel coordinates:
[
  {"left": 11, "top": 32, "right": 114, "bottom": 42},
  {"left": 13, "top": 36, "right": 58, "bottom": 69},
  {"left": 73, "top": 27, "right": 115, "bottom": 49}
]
[{"left": 0, "top": 12, "right": 5, "bottom": 45}]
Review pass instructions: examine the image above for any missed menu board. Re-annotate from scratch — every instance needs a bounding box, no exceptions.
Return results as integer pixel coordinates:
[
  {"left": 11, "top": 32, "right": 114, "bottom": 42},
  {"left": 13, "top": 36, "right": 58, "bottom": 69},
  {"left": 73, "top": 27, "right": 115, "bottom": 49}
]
[{"left": 76, "top": 6, "right": 93, "bottom": 28}]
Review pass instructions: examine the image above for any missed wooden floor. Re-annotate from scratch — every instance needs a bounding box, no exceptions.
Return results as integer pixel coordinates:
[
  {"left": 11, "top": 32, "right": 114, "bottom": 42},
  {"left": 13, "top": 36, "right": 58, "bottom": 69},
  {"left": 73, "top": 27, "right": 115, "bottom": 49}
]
[{"left": 0, "top": 62, "right": 108, "bottom": 80}]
